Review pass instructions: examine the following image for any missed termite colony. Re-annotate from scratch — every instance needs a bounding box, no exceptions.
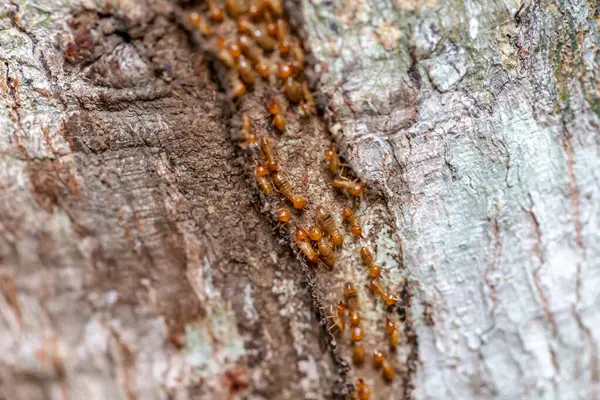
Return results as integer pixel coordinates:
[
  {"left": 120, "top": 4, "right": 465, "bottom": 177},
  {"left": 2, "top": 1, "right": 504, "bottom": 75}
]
[{"left": 181, "top": 1, "right": 411, "bottom": 398}]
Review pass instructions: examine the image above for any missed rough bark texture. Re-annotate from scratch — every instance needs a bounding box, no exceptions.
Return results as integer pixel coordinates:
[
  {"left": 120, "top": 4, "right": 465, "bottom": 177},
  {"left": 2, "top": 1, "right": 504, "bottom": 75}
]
[{"left": 0, "top": 0, "right": 598, "bottom": 399}]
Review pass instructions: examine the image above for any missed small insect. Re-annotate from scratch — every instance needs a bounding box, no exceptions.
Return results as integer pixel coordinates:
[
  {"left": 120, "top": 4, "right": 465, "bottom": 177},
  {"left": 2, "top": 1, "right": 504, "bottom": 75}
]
[
  {"left": 224, "top": 0, "right": 245, "bottom": 17},
  {"left": 356, "top": 378, "right": 371, "bottom": 400},
  {"left": 240, "top": 115, "right": 256, "bottom": 145},
  {"left": 353, "top": 343, "right": 366, "bottom": 366},
  {"left": 247, "top": 0, "right": 264, "bottom": 18},
  {"left": 216, "top": 38, "right": 236, "bottom": 69},
  {"left": 324, "top": 146, "right": 341, "bottom": 174},
  {"left": 296, "top": 227, "right": 318, "bottom": 263},
  {"left": 272, "top": 172, "right": 307, "bottom": 209},
  {"left": 372, "top": 349, "right": 384, "bottom": 368},
  {"left": 292, "top": 41, "right": 305, "bottom": 71},
  {"left": 308, "top": 226, "right": 323, "bottom": 241},
  {"left": 267, "top": 96, "right": 282, "bottom": 115},
  {"left": 187, "top": 11, "right": 212, "bottom": 37},
  {"left": 317, "top": 239, "right": 335, "bottom": 269},
  {"left": 343, "top": 208, "right": 363, "bottom": 237},
  {"left": 300, "top": 82, "right": 315, "bottom": 115},
  {"left": 207, "top": 0, "right": 224, "bottom": 21},
  {"left": 275, "top": 19, "right": 291, "bottom": 54},
  {"left": 278, "top": 63, "right": 293, "bottom": 80},
  {"left": 230, "top": 75, "right": 246, "bottom": 98},
  {"left": 328, "top": 301, "right": 345, "bottom": 334},
  {"left": 369, "top": 277, "right": 387, "bottom": 300},
  {"left": 227, "top": 42, "right": 242, "bottom": 59},
  {"left": 333, "top": 177, "right": 366, "bottom": 197},
  {"left": 381, "top": 360, "right": 395, "bottom": 382},
  {"left": 276, "top": 208, "right": 291, "bottom": 223},
  {"left": 385, "top": 318, "right": 399, "bottom": 348},
  {"left": 255, "top": 164, "right": 272, "bottom": 194},
  {"left": 273, "top": 114, "right": 286, "bottom": 132},
  {"left": 238, "top": 34, "right": 263, "bottom": 63},
  {"left": 284, "top": 77, "right": 302, "bottom": 102},
  {"left": 237, "top": 55, "right": 256, "bottom": 85},
  {"left": 349, "top": 310, "right": 360, "bottom": 327},
  {"left": 351, "top": 326, "right": 364, "bottom": 342},
  {"left": 259, "top": 137, "right": 278, "bottom": 172},
  {"left": 265, "top": 0, "right": 283, "bottom": 16},
  {"left": 344, "top": 282, "right": 359, "bottom": 312},
  {"left": 315, "top": 206, "right": 343, "bottom": 246},
  {"left": 252, "top": 26, "right": 276, "bottom": 51}
]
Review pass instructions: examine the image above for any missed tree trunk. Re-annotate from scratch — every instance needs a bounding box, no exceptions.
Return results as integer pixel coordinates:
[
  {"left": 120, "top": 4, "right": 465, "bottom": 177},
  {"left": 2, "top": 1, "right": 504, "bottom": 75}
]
[{"left": 0, "top": 0, "right": 598, "bottom": 399}]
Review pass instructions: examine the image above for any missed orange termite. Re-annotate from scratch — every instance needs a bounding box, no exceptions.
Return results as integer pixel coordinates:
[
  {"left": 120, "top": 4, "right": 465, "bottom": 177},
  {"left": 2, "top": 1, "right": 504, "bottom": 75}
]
[
  {"left": 187, "top": 11, "right": 212, "bottom": 36},
  {"left": 301, "top": 82, "right": 315, "bottom": 115},
  {"left": 240, "top": 115, "right": 256, "bottom": 145},
  {"left": 216, "top": 39, "right": 236, "bottom": 69},
  {"left": 237, "top": 55, "right": 256, "bottom": 85},
  {"left": 284, "top": 77, "right": 302, "bottom": 102},
  {"left": 278, "top": 63, "right": 293, "bottom": 79},
  {"left": 324, "top": 146, "right": 342, "bottom": 174},
  {"left": 382, "top": 360, "right": 395, "bottom": 382},
  {"left": 349, "top": 309, "right": 360, "bottom": 327},
  {"left": 272, "top": 172, "right": 307, "bottom": 209},
  {"left": 259, "top": 136, "right": 278, "bottom": 172},
  {"left": 247, "top": 0, "right": 264, "bottom": 18},
  {"left": 230, "top": 74, "right": 246, "bottom": 98},
  {"left": 333, "top": 177, "right": 366, "bottom": 197},
  {"left": 267, "top": 96, "right": 282, "bottom": 115},
  {"left": 255, "top": 164, "right": 272, "bottom": 194},
  {"left": 344, "top": 282, "right": 359, "bottom": 312},
  {"left": 317, "top": 239, "right": 335, "bottom": 269},
  {"left": 356, "top": 378, "right": 371, "bottom": 400},
  {"left": 207, "top": 0, "right": 224, "bottom": 21},
  {"left": 276, "top": 208, "right": 291, "bottom": 223},
  {"left": 308, "top": 226, "right": 323, "bottom": 241},
  {"left": 343, "top": 208, "right": 363, "bottom": 237},
  {"left": 353, "top": 343, "right": 366, "bottom": 366},
  {"left": 315, "top": 206, "right": 344, "bottom": 246},
  {"left": 238, "top": 34, "right": 262, "bottom": 63},
  {"left": 372, "top": 350, "right": 384, "bottom": 368},
  {"left": 224, "top": 0, "right": 245, "bottom": 17},
  {"left": 295, "top": 227, "right": 318, "bottom": 263},
  {"left": 252, "top": 26, "right": 276, "bottom": 51},
  {"left": 328, "top": 301, "right": 346, "bottom": 334},
  {"left": 351, "top": 326, "right": 364, "bottom": 342},
  {"left": 369, "top": 277, "right": 387, "bottom": 300},
  {"left": 264, "top": 0, "right": 283, "bottom": 16},
  {"left": 275, "top": 19, "right": 291, "bottom": 54},
  {"left": 385, "top": 318, "right": 399, "bottom": 348},
  {"left": 273, "top": 114, "right": 286, "bottom": 132}
]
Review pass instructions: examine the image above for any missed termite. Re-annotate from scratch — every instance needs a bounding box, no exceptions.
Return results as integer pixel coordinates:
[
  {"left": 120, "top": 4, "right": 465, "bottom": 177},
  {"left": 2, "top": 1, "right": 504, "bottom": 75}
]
[
  {"left": 344, "top": 282, "right": 359, "bottom": 312},
  {"left": 187, "top": 11, "right": 212, "bottom": 36},
  {"left": 369, "top": 277, "right": 389, "bottom": 302},
  {"left": 237, "top": 55, "right": 256, "bottom": 85},
  {"left": 333, "top": 177, "right": 366, "bottom": 197},
  {"left": 295, "top": 227, "right": 318, "bottom": 263},
  {"left": 372, "top": 349, "right": 384, "bottom": 368},
  {"left": 308, "top": 226, "right": 323, "bottom": 241},
  {"left": 276, "top": 208, "right": 291, "bottom": 223},
  {"left": 349, "top": 309, "right": 360, "bottom": 327},
  {"left": 275, "top": 19, "right": 291, "bottom": 54},
  {"left": 351, "top": 326, "right": 364, "bottom": 342},
  {"left": 360, "top": 246, "right": 381, "bottom": 277},
  {"left": 284, "top": 77, "right": 302, "bottom": 102},
  {"left": 272, "top": 172, "right": 307, "bottom": 209},
  {"left": 278, "top": 63, "right": 293, "bottom": 79},
  {"left": 316, "top": 239, "right": 335, "bottom": 269},
  {"left": 247, "top": 0, "right": 264, "bottom": 18},
  {"left": 238, "top": 34, "right": 262, "bottom": 63},
  {"left": 328, "top": 301, "right": 345, "bottom": 334},
  {"left": 230, "top": 74, "right": 246, "bottom": 98},
  {"left": 385, "top": 318, "right": 399, "bottom": 348},
  {"left": 241, "top": 115, "right": 256, "bottom": 145},
  {"left": 382, "top": 360, "right": 395, "bottom": 382},
  {"left": 301, "top": 82, "right": 315, "bottom": 115},
  {"left": 356, "top": 378, "right": 371, "bottom": 400},
  {"left": 273, "top": 114, "right": 286, "bottom": 132},
  {"left": 224, "top": 0, "right": 245, "bottom": 17},
  {"left": 259, "top": 136, "right": 278, "bottom": 172},
  {"left": 267, "top": 96, "right": 282, "bottom": 115},
  {"left": 353, "top": 343, "right": 366, "bottom": 366},
  {"left": 255, "top": 164, "right": 272, "bottom": 194},
  {"left": 207, "top": 0, "right": 224, "bottom": 21},
  {"left": 215, "top": 38, "right": 236, "bottom": 68},
  {"left": 315, "top": 206, "right": 344, "bottom": 246},
  {"left": 324, "top": 146, "right": 342, "bottom": 174},
  {"left": 343, "top": 208, "right": 363, "bottom": 237}
]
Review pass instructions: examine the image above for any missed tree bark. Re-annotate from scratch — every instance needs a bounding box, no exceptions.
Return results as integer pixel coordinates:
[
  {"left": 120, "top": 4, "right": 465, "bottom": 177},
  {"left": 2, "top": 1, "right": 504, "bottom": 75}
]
[{"left": 0, "top": 0, "right": 598, "bottom": 399}]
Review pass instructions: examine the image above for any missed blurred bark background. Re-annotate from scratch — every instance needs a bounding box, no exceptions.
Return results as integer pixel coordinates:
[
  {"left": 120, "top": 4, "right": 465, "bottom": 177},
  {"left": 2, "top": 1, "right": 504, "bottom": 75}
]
[{"left": 0, "top": 0, "right": 598, "bottom": 399}]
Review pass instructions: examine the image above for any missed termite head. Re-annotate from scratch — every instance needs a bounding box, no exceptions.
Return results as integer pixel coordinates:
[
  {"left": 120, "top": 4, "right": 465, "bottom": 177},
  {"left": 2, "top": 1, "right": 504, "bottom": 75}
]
[
  {"left": 384, "top": 293, "right": 398, "bottom": 306},
  {"left": 335, "top": 301, "right": 346, "bottom": 315},
  {"left": 295, "top": 227, "right": 309, "bottom": 241},
  {"left": 256, "top": 164, "right": 269, "bottom": 177},
  {"left": 385, "top": 317, "right": 395, "bottom": 334},
  {"left": 349, "top": 310, "right": 360, "bottom": 327},
  {"left": 276, "top": 208, "right": 291, "bottom": 223},
  {"left": 308, "top": 226, "right": 323, "bottom": 241},
  {"left": 342, "top": 207, "right": 353, "bottom": 220},
  {"left": 372, "top": 350, "right": 384, "bottom": 368},
  {"left": 331, "top": 230, "right": 344, "bottom": 246},
  {"left": 351, "top": 326, "right": 364, "bottom": 342},
  {"left": 267, "top": 96, "right": 282, "bottom": 115},
  {"left": 291, "top": 194, "right": 307, "bottom": 209},
  {"left": 344, "top": 282, "right": 357, "bottom": 300},
  {"left": 351, "top": 182, "right": 366, "bottom": 196},
  {"left": 267, "top": 161, "right": 278, "bottom": 172},
  {"left": 356, "top": 378, "right": 371, "bottom": 400},
  {"left": 324, "top": 147, "right": 336, "bottom": 161}
]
